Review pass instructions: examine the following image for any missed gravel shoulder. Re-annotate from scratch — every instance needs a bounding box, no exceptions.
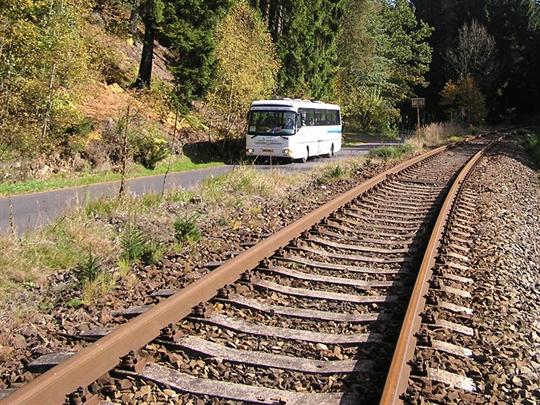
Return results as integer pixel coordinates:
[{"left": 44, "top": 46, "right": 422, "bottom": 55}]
[
  {"left": 467, "top": 138, "right": 540, "bottom": 403},
  {"left": 406, "top": 136, "right": 540, "bottom": 403}
]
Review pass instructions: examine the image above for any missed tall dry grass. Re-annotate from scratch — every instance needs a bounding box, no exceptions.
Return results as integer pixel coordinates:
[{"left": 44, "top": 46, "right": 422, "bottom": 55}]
[{"left": 406, "top": 122, "right": 465, "bottom": 150}]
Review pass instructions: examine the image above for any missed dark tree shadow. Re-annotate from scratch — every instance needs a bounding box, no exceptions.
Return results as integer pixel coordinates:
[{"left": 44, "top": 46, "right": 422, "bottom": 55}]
[{"left": 182, "top": 138, "right": 245, "bottom": 165}]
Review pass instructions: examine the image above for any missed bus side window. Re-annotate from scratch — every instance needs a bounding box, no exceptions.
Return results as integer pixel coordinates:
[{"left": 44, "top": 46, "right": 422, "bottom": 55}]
[
  {"left": 297, "top": 112, "right": 304, "bottom": 128},
  {"left": 315, "top": 110, "right": 321, "bottom": 126},
  {"left": 321, "top": 110, "right": 328, "bottom": 125},
  {"left": 307, "top": 109, "right": 315, "bottom": 126}
]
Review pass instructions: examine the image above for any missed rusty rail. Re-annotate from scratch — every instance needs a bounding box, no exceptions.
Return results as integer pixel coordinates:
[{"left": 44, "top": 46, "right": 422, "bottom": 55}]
[
  {"left": 379, "top": 139, "right": 498, "bottom": 404},
  {"left": 3, "top": 147, "right": 448, "bottom": 405}
]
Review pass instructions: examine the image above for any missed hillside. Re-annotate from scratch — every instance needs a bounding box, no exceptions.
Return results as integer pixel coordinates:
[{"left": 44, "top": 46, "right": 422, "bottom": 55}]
[{"left": 1, "top": 0, "right": 539, "bottom": 189}]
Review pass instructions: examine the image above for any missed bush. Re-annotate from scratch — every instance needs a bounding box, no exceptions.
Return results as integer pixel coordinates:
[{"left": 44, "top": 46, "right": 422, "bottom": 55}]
[
  {"left": 131, "top": 130, "right": 170, "bottom": 170},
  {"left": 120, "top": 227, "right": 162, "bottom": 265},
  {"left": 73, "top": 252, "right": 103, "bottom": 284},
  {"left": 173, "top": 215, "right": 202, "bottom": 244},
  {"left": 441, "top": 75, "right": 487, "bottom": 125}
]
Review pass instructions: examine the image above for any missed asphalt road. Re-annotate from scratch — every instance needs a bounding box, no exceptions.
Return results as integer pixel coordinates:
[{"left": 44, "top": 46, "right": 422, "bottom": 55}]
[{"left": 0, "top": 145, "right": 385, "bottom": 235}]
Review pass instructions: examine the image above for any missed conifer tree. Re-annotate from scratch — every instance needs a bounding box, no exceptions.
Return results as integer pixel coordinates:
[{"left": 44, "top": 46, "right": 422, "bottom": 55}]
[
  {"left": 161, "top": 0, "right": 230, "bottom": 108},
  {"left": 251, "top": 0, "right": 344, "bottom": 99}
]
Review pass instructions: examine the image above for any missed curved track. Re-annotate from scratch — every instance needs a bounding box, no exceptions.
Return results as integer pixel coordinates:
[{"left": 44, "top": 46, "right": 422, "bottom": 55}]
[{"left": 1, "top": 137, "right": 498, "bottom": 405}]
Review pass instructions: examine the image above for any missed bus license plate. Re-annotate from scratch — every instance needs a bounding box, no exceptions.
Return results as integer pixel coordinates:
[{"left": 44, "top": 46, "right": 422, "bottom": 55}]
[{"left": 262, "top": 149, "right": 273, "bottom": 153}]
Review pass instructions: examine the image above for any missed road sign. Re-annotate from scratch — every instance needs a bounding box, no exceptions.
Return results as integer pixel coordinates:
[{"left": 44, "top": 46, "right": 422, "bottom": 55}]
[{"left": 411, "top": 98, "right": 426, "bottom": 109}]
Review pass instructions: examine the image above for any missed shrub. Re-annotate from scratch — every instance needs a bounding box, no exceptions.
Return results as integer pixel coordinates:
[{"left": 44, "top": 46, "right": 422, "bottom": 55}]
[
  {"left": 73, "top": 252, "right": 104, "bottom": 284},
  {"left": 441, "top": 75, "right": 487, "bottom": 125},
  {"left": 120, "top": 227, "right": 162, "bottom": 265},
  {"left": 131, "top": 132, "right": 170, "bottom": 170},
  {"left": 173, "top": 215, "right": 202, "bottom": 244}
]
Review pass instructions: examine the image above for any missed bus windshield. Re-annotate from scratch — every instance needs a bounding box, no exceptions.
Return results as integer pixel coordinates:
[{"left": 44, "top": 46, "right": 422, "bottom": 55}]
[{"left": 248, "top": 111, "right": 297, "bottom": 136}]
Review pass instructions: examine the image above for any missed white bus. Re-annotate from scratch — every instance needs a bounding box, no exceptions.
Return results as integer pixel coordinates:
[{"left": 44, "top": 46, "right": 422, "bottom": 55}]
[{"left": 245, "top": 99, "right": 342, "bottom": 162}]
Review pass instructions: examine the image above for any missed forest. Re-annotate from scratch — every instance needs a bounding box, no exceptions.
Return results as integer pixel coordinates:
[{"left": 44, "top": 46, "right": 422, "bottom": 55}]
[{"left": 0, "top": 0, "right": 539, "bottom": 178}]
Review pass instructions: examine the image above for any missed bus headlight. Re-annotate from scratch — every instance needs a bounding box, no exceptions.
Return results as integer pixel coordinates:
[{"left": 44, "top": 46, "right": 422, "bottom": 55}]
[
  {"left": 283, "top": 148, "right": 293, "bottom": 156},
  {"left": 246, "top": 148, "right": 254, "bottom": 154}
]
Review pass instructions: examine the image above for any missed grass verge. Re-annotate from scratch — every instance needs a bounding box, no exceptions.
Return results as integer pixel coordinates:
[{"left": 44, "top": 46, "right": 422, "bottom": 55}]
[
  {"left": 0, "top": 155, "right": 223, "bottom": 196},
  {"left": 0, "top": 154, "right": 403, "bottom": 312},
  {"left": 406, "top": 122, "right": 468, "bottom": 150},
  {"left": 0, "top": 165, "right": 310, "bottom": 308},
  {"left": 368, "top": 144, "right": 414, "bottom": 160}
]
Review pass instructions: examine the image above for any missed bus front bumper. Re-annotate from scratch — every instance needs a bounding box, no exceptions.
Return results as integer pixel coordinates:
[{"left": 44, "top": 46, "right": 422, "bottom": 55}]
[{"left": 246, "top": 148, "right": 294, "bottom": 158}]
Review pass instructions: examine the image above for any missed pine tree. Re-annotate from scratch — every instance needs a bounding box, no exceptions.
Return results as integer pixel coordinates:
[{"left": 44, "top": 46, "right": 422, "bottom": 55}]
[
  {"left": 251, "top": 0, "right": 344, "bottom": 99},
  {"left": 161, "top": 0, "right": 230, "bottom": 108}
]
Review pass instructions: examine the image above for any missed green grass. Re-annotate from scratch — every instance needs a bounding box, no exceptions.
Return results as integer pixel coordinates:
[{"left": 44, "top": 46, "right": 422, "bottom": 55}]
[
  {"left": 318, "top": 164, "right": 351, "bottom": 184},
  {"left": 448, "top": 135, "right": 465, "bottom": 142},
  {"left": 0, "top": 155, "right": 223, "bottom": 196},
  {"left": 343, "top": 131, "right": 399, "bottom": 146},
  {"left": 368, "top": 144, "right": 414, "bottom": 160}
]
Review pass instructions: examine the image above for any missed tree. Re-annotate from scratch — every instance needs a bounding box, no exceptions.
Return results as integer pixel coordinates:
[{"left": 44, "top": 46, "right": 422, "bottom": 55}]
[
  {"left": 133, "top": 0, "right": 164, "bottom": 89},
  {"left": 441, "top": 74, "right": 487, "bottom": 125},
  {"left": 208, "top": 0, "right": 279, "bottom": 137},
  {"left": 161, "top": 0, "right": 230, "bottom": 108},
  {"left": 484, "top": 0, "right": 540, "bottom": 119},
  {"left": 251, "top": 0, "right": 344, "bottom": 99},
  {"left": 0, "top": 0, "right": 91, "bottom": 157},
  {"left": 413, "top": 0, "right": 540, "bottom": 121},
  {"left": 446, "top": 21, "right": 496, "bottom": 80},
  {"left": 334, "top": 0, "right": 432, "bottom": 132}
]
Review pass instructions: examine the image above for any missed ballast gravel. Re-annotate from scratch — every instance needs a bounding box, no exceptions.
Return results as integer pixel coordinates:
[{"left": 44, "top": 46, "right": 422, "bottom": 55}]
[{"left": 406, "top": 136, "right": 540, "bottom": 404}]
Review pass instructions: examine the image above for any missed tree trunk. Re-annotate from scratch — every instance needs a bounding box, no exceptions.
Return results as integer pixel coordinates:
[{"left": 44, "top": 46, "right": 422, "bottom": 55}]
[
  {"left": 161, "top": 106, "right": 179, "bottom": 197},
  {"left": 41, "top": 62, "right": 57, "bottom": 142},
  {"left": 133, "top": 0, "right": 155, "bottom": 89},
  {"left": 118, "top": 106, "right": 131, "bottom": 199}
]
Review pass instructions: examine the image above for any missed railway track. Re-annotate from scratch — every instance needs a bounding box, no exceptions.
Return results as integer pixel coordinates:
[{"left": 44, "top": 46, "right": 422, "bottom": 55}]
[{"left": 0, "top": 136, "right": 499, "bottom": 405}]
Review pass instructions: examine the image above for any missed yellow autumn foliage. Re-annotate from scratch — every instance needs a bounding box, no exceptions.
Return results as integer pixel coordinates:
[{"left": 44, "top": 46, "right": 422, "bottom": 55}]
[
  {"left": 441, "top": 75, "right": 487, "bottom": 125},
  {"left": 208, "top": 0, "right": 280, "bottom": 138}
]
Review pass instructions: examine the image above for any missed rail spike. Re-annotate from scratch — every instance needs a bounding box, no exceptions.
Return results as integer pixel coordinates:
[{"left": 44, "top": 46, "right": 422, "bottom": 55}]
[
  {"left": 65, "top": 387, "right": 98, "bottom": 405},
  {"left": 192, "top": 302, "right": 214, "bottom": 319},
  {"left": 118, "top": 351, "right": 146, "bottom": 373}
]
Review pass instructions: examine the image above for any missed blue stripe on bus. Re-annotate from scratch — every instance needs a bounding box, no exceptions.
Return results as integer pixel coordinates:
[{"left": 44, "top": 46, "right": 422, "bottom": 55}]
[{"left": 327, "top": 129, "right": 342, "bottom": 134}]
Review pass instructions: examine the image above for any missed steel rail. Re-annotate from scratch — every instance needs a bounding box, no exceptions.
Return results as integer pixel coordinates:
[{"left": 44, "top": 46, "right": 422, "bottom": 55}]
[
  {"left": 379, "top": 139, "right": 498, "bottom": 405},
  {"left": 2, "top": 145, "right": 448, "bottom": 405}
]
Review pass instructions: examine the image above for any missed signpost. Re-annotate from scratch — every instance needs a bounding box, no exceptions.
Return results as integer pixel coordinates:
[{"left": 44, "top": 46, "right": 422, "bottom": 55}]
[{"left": 411, "top": 98, "right": 426, "bottom": 129}]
